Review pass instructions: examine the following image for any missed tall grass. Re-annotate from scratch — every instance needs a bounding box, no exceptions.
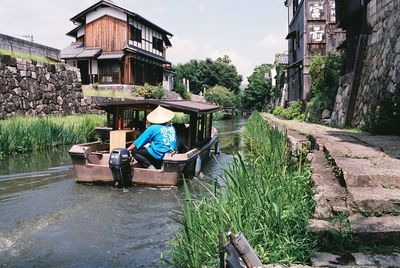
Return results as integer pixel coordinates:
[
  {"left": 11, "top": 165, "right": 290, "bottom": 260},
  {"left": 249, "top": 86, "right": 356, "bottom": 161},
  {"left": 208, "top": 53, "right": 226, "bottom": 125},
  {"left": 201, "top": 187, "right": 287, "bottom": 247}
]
[
  {"left": 0, "top": 115, "right": 106, "bottom": 159},
  {"left": 168, "top": 112, "right": 315, "bottom": 267}
]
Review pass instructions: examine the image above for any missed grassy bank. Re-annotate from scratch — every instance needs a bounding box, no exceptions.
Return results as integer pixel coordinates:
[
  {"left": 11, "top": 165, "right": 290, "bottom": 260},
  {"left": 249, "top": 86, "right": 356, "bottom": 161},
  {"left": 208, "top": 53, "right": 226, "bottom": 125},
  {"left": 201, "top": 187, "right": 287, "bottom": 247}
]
[
  {"left": 0, "top": 48, "right": 58, "bottom": 64},
  {"left": 0, "top": 115, "right": 106, "bottom": 159},
  {"left": 168, "top": 112, "right": 315, "bottom": 267}
]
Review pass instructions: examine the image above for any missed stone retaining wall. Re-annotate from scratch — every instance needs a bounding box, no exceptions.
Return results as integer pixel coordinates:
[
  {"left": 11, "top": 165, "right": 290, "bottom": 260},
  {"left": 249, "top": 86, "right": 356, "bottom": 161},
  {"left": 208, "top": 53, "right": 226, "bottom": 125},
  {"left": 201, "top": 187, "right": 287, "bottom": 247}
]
[
  {"left": 331, "top": 0, "right": 399, "bottom": 127},
  {"left": 352, "top": 0, "right": 400, "bottom": 126},
  {"left": 0, "top": 55, "right": 86, "bottom": 119}
]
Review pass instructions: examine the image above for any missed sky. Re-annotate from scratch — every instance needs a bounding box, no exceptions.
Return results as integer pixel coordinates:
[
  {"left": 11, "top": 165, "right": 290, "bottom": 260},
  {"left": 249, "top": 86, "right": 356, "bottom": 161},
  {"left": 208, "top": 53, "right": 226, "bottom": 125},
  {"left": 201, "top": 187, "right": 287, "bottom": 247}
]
[{"left": 0, "top": 0, "right": 288, "bottom": 85}]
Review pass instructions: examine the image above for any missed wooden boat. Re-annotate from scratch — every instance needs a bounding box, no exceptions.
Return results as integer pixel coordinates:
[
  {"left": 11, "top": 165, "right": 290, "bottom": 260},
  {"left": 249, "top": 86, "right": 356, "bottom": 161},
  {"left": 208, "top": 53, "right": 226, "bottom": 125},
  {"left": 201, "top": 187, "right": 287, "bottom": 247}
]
[{"left": 69, "top": 99, "right": 220, "bottom": 186}]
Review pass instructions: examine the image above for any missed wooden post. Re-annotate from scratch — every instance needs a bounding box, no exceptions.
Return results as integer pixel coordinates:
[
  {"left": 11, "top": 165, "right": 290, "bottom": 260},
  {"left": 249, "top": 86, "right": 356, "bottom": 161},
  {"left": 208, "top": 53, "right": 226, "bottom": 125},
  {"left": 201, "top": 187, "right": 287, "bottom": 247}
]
[
  {"left": 219, "top": 232, "right": 226, "bottom": 268},
  {"left": 189, "top": 113, "right": 197, "bottom": 149}
]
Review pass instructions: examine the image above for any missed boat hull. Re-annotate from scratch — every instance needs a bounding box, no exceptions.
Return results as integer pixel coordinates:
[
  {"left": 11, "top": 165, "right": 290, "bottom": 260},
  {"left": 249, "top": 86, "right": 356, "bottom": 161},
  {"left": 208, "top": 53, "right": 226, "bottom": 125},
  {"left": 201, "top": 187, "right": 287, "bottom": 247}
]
[{"left": 69, "top": 134, "right": 218, "bottom": 186}]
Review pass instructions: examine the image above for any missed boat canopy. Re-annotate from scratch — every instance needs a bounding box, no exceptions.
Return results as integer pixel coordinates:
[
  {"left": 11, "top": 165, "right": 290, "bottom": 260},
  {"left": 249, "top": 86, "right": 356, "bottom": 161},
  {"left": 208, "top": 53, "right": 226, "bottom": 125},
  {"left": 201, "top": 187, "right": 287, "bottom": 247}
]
[{"left": 97, "top": 99, "right": 220, "bottom": 115}]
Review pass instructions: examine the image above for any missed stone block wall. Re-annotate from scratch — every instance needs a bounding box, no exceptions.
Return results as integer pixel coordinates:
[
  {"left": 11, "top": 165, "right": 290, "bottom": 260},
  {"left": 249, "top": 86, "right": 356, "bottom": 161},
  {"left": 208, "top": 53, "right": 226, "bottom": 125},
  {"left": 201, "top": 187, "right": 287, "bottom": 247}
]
[
  {"left": 331, "top": 0, "right": 399, "bottom": 127},
  {"left": 354, "top": 0, "right": 399, "bottom": 126},
  {"left": 0, "top": 55, "right": 87, "bottom": 119}
]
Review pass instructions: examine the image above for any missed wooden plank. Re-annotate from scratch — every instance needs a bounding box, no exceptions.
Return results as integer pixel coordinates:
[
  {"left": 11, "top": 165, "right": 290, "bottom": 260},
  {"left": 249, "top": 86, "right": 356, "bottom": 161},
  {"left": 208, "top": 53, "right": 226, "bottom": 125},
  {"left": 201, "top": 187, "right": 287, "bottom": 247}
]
[
  {"left": 85, "top": 15, "right": 127, "bottom": 51},
  {"left": 109, "top": 130, "right": 135, "bottom": 151}
]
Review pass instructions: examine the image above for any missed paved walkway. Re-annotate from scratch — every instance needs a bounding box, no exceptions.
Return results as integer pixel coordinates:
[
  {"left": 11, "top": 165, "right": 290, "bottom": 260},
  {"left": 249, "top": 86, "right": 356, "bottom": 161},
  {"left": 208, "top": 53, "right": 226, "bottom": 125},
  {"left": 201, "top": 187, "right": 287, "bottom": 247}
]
[{"left": 262, "top": 113, "right": 400, "bottom": 267}]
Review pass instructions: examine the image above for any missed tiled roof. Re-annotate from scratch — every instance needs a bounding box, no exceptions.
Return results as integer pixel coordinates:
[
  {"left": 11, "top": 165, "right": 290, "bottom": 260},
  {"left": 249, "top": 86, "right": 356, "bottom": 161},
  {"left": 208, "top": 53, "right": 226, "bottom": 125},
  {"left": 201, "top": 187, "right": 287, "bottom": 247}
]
[
  {"left": 61, "top": 43, "right": 84, "bottom": 59},
  {"left": 60, "top": 43, "right": 101, "bottom": 59},
  {"left": 97, "top": 51, "right": 124, "bottom": 60}
]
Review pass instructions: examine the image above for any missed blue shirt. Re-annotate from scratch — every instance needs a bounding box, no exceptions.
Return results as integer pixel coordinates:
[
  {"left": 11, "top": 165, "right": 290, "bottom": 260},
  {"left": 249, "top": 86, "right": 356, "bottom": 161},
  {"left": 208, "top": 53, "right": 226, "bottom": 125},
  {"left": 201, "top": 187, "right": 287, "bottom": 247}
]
[{"left": 134, "top": 124, "right": 177, "bottom": 160}]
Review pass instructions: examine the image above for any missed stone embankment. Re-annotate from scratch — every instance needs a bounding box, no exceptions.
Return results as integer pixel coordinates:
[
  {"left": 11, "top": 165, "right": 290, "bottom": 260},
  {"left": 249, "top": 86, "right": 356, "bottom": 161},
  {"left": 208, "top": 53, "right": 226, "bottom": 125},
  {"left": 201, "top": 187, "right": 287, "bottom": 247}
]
[
  {"left": 0, "top": 55, "right": 88, "bottom": 119},
  {"left": 262, "top": 113, "right": 400, "bottom": 267}
]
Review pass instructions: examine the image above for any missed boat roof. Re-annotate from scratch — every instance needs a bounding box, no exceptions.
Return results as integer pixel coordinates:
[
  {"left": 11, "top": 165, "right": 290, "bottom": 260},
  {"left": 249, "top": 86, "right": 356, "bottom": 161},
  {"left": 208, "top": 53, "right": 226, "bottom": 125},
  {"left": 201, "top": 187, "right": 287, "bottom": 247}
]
[{"left": 97, "top": 99, "right": 221, "bottom": 114}]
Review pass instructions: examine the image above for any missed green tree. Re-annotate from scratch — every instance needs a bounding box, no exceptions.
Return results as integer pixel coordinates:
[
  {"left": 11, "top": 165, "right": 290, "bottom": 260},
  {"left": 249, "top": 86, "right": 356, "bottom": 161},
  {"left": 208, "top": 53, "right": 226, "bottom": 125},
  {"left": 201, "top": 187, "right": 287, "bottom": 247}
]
[
  {"left": 204, "top": 85, "right": 236, "bottom": 107},
  {"left": 242, "top": 64, "right": 273, "bottom": 111},
  {"left": 174, "top": 55, "right": 242, "bottom": 94}
]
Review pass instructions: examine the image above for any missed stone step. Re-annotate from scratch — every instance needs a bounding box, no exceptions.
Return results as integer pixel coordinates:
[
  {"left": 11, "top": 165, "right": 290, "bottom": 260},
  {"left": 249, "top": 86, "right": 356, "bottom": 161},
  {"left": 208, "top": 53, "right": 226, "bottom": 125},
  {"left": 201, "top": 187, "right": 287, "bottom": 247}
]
[
  {"left": 349, "top": 214, "right": 400, "bottom": 245},
  {"left": 331, "top": 156, "right": 400, "bottom": 188},
  {"left": 311, "top": 150, "right": 348, "bottom": 219},
  {"left": 347, "top": 187, "right": 400, "bottom": 214},
  {"left": 312, "top": 252, "right": 400, "bottom": 267}
]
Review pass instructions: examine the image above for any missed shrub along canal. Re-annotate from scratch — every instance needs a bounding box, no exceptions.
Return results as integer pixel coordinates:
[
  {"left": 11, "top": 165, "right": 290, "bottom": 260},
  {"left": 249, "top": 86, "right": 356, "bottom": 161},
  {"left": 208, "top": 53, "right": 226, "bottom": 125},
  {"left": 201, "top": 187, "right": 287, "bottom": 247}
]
[{"left": 0, "top": 117, "right": 246, "bottom": 267}]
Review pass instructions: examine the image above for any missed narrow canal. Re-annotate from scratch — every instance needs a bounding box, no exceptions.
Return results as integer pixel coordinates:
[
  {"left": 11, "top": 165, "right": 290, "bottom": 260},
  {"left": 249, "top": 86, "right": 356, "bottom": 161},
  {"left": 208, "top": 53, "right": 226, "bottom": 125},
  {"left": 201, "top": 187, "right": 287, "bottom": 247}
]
[{"left": 0, "top": 117, "right": 246, "bottom": 267}]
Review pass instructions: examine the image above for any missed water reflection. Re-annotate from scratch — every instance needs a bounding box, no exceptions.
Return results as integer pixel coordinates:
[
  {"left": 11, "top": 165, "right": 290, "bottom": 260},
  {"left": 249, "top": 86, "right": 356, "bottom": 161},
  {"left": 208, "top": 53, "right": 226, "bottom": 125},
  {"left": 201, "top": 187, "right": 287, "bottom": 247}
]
[{"left": 0, "top": 146, "right": 71, "bottom": 176}]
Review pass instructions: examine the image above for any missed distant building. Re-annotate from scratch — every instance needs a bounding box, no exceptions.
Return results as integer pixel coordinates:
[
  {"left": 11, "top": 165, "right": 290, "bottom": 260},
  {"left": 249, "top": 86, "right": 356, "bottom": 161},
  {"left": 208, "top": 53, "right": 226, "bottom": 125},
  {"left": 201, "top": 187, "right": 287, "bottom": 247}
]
[
  {"left": 61, "top": 0, "right": 174, "bottom": 90},
  {"left": 284, "top": 0, "right": 345, "bottom": 101},
  {"left": 269, "top": 53, "right": 289, "bottom": 107}
]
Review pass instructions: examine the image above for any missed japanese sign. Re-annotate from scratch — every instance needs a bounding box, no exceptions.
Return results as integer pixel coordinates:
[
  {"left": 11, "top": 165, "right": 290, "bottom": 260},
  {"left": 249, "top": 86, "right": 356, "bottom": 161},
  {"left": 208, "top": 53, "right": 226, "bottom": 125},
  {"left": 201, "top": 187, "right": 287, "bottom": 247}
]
[
  {"left": 329, "top": 2, "right": 336, "bottom": 23},
  {"left": 308, "top": 25, "right": 325, "bottom": 43},
  {"left": 307, "top": 2, "right": 326, "bottom": 20}
]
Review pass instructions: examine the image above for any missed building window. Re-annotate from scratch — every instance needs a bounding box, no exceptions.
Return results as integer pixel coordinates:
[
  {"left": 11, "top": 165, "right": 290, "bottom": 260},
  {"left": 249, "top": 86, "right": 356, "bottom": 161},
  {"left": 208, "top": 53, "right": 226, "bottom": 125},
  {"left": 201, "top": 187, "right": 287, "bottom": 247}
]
[
  {"left": 98, "top": 60, "right": 120, "bottom": 84},
  {"left": 152, "top": 37, "right": 163, "bottom": 52},
  {"left": 130, "top": 26, "right": 142, "bottom": 43}
]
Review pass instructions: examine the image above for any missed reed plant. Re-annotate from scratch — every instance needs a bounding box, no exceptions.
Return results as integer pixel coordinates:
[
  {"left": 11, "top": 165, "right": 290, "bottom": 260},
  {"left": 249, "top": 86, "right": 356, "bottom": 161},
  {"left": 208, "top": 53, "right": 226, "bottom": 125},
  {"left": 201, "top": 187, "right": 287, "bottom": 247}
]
[
  {"left": 0, "top": 114, "right": 106, "bottom": 159},
  {"left": 168, "top": 112, "right": 315, "bottom": 267}
]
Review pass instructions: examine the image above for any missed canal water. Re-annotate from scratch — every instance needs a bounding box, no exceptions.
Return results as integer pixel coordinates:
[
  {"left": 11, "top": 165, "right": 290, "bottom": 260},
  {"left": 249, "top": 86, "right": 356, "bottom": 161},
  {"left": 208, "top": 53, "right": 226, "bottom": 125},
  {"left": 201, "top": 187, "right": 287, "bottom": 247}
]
[{"left": 0, "top": 117, "right": 246, "bottom": 267}]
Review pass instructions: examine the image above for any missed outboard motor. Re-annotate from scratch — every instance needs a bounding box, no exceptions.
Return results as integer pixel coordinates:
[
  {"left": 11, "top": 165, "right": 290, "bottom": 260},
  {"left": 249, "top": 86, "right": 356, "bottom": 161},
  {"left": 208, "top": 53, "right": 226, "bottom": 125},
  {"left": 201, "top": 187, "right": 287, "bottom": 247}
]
[{"left": 109, "top": 148, "right": 132, "bottom": 189}]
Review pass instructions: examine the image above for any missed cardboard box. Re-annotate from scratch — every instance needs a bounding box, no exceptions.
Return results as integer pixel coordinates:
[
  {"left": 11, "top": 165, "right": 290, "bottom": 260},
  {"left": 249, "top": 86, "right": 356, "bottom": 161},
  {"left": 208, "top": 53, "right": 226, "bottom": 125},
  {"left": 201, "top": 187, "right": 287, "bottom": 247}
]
[{"left": 109, "top": 130, "right": 136, "bottom": 152}]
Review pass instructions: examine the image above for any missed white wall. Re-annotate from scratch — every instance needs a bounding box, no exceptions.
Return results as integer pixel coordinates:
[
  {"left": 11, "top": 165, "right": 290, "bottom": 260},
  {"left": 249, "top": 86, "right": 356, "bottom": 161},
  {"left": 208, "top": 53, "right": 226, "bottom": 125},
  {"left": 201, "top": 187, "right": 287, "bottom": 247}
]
[
  {"left": 163, "top": 71, "right": 174, "bottom": 91},
  {"left": 66, "top": 59, "right": 77, "bottom": 67},
  {"left": 91, "top": 59, "right": 98, "bottom": 75},
  {"left": 77, "top": 27, "right": 85, "bottom": 38},
  {"left": 86, "top": 6, "right": 127, "bottom": 23},
  {"left": 129, "top": 18, "right": 164, "bottom": 57}
]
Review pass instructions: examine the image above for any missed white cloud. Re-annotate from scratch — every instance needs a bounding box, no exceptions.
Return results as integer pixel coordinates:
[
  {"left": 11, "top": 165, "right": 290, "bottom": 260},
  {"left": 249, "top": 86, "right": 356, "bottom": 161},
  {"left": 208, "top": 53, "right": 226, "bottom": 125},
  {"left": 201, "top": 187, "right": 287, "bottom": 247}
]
[
  {"left": 168, "top": 36, "right": 213, "bottom": 64},
  {"left": 258, "top": 32, "right": 287, "bottom": 61},
  {"left": 199, "top": 4, "right": 206, "bottom": 13}
]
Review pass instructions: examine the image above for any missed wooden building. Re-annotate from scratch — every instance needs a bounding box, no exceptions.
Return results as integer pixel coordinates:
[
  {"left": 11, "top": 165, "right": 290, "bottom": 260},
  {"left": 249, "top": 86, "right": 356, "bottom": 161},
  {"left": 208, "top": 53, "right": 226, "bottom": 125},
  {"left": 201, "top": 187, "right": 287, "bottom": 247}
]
[
  {"left": 61, "top": 0, "right": 174, "bottom": 89},
  {"left": 284, "top": 0, "right": 345, "bottom": 101}
]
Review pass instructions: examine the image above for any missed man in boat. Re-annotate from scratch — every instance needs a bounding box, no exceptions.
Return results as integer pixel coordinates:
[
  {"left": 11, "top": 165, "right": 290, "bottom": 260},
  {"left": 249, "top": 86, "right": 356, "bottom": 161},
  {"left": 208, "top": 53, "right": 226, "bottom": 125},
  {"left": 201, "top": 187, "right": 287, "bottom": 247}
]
[{"left": 127, "top": 106, "right": 177, "bottom": 169}]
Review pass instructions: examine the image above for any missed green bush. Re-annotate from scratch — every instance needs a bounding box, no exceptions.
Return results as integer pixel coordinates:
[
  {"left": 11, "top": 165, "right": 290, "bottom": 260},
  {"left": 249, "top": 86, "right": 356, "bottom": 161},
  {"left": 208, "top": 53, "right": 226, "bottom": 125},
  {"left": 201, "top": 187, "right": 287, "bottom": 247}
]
[
  {"left": 364, "top": 95, "right": 400, "bottom": 135},
  {"left": 204, "top": 85, "right": 235, "bottom": 107},
  {"left": 174, "top": 82, "right": 191, "bottom": 100},
  {"left": 273, "top": 100, "right": 305, "bottom": 121},
  {"left": 132, "top": 83, "right": 165, "bottom": 99},
  {"left": 212, "top": 110, "right": 224, "bottom": 121},
  {"left": 168, "top": 112, "right": 314, "bottom": 266},
  {"left": 306, "top": 52, "right": 344, "bottom": 123}
]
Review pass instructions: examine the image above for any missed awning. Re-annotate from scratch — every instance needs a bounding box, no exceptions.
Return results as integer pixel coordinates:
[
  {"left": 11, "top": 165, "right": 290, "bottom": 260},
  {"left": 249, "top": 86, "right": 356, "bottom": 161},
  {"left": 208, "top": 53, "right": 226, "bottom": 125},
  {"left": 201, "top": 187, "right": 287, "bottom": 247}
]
[
  {"left": 286, "top": 60, "right": 303, "bottom": 70},
  {"left": 97, "top": 51, "right": 125, "bottom": 60},
  {"left": 285, "top": 30, "right": 297, "bottom": 40},
  {"left": 97, "top": 99, "right": 220, "bottom": 114},
  {"left": 76, "top": 47, "right": 102, "bottom": 58},
  {"left": 123, "top": 46, "right": 171, "bottom": 64}
]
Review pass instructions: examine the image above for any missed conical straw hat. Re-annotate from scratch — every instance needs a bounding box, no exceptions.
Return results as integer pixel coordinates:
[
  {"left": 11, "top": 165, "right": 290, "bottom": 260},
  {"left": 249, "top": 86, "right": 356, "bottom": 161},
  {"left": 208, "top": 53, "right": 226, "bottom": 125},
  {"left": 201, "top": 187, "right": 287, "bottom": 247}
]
[{"left": 147, "top": 106, "right": 175, "bottom": 124}]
